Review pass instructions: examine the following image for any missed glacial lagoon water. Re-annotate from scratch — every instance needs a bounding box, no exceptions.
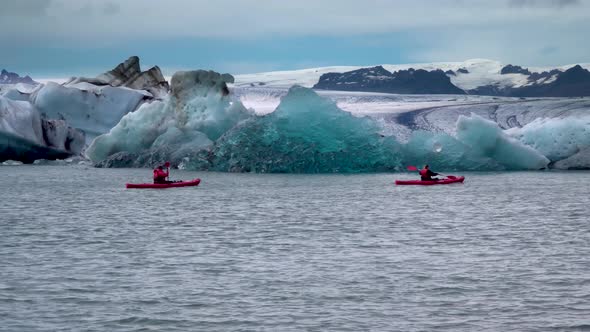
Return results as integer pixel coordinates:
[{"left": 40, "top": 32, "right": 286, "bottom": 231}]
[{"left": 1, "top": 166, "right": 589, "bottom": 331}]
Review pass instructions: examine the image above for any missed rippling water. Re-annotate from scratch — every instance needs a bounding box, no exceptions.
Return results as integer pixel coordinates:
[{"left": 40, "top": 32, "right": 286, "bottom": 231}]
[{"left": 2, "top": 166, "right": 589, "bottom": 331}]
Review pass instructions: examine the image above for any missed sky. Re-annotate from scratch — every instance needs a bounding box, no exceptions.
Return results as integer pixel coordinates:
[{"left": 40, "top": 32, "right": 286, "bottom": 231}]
[{"left": 1, "top": 0, "right": 589, "bottom": 78}]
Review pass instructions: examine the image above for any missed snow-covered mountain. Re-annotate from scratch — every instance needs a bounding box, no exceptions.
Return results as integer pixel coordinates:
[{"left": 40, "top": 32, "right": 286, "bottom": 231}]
[
  {"left": 313, "top": 66, "right": 465, "bottom": 95},
  {"left": 0, "top": 69, "right": 38, "bottom": 85},
  {"left": 234, "top": 59, "right": 590, "bottom": 97}
]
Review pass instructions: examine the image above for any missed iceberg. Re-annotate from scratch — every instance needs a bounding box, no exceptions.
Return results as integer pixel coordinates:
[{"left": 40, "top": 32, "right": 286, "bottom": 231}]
[
  {"left": 87, "top": 70, "right": 251, "bottom": 166},
  {"left": 507, "top": 116, "right": 590, "bottom": 169},
  {"left": 0, "top": 96, "right": 85, "bottom": 163},
  {"left": 31, "top": 82, "right": 150, "bottom": 143},
  {"left": 0, "top": 57, "right": 168, "bottom": 163},
  {"left": 193, "top": 85, "right": 402, "bottom": 173},
  {"left": 454, "top": 114, "right": 550, "bottom": 170}
]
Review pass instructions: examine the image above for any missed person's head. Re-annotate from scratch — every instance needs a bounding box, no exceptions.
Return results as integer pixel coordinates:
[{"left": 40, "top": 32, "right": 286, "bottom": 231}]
[
  {"left": 157, "top": 166, "right": 163, "bottom": 170},
  {"left": 424, "top": 164, "right": 429, "bottom": 169}
]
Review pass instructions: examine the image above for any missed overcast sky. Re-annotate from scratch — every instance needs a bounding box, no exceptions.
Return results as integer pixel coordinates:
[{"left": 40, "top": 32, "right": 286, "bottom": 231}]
[{"left": 2, "top": 0, "right": 589, "bottom": 77}]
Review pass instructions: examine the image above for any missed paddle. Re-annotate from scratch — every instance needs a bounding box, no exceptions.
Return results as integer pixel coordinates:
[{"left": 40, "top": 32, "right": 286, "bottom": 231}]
[{"left": 164, "top": 161, "right": 171, "bottom": 181}]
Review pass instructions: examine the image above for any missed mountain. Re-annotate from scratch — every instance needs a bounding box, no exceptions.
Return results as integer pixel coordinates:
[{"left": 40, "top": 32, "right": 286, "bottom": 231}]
[
  {"left": 233, "top": 59, "right": 590, "bottom": 97},
  {"left": 312, "top": 66, "right": 465, "bottom": 95},
  {"left": 469, "top": 64, "right": 590, "bottom": 97},
  {"left": 0, "top": 69, "right": 37, "bottom": 85},
  {"left": 512, "top": 65, "right": 590, "bottom": 97}
]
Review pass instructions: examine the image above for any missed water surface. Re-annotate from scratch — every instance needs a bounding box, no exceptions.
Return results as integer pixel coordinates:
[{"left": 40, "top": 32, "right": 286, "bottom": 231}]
[{"left": 2, "top": 166, "right": 589, "bottom": 331}]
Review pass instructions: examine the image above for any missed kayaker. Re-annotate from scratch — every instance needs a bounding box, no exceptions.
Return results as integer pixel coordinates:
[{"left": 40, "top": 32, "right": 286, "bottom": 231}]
[
  {"left": 419, "top": 164, "right": 439, "bottom": 181},
  {"left": 153, "top": 165, "right": 171, "bottom": 184}
]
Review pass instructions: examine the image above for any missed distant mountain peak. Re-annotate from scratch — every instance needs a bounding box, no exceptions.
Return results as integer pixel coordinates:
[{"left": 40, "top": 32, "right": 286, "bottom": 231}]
[
  {"left": 0, "top": 69, "right": 38, "bottom": 85},
  {"left": 313, "top": 67, "right": 465, "bottom": 95}
]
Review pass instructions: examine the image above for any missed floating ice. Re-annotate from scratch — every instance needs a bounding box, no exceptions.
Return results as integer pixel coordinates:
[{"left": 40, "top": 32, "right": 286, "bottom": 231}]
[
  {"left": 507, "top": 116, "right": 590, "bottom": 162},
  {"left": 194, "top": 85, "right": 401, "bottom": 173},
  {"left": 86, "top": 70, "right": 251, "bottom": 165},
  {"left": 0, "top": 96, "right": 85, "bottom": 162},
  {"left": 31, "top": 82, "right": 149, "bottom": 143},
  {"left": 455, "top": 114, "right": 550, "bottom": 170}
]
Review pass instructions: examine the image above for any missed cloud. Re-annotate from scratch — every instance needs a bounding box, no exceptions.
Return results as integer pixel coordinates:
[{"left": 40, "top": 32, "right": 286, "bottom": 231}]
[
  {"left": 539, "top": 45, "right": 559, "bottom": 55},
  {"left": 1, "top": 0, "right": 588, "bottom": 74},
  {"left": 406, "top": 22, "right": 590, "bottom": 67},
  {"left": 0, "top": 0, "right": 53, "bottom": 17},
  {"left": 508, "top": 0, "right": 580, "bottom": 8},
  {"left": 1, "top": 0, "right": 589, "bottom": 43},
  {"left": 102, "top": 2, "right": 120, "bottom": 16}
]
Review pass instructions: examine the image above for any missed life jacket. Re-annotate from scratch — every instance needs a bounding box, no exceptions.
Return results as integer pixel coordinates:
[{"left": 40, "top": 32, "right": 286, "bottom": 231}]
[
  {"left": 419, "top": 168, "right": 432, "bottom": 181},
  {"left": 153, "top": 169, "right": 167, "bottom": 180}
]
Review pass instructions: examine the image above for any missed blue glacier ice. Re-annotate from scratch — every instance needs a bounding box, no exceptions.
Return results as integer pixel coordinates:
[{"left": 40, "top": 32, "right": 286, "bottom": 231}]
[{"left": 190, "top": 85, "right": 402, "bottom": 173}]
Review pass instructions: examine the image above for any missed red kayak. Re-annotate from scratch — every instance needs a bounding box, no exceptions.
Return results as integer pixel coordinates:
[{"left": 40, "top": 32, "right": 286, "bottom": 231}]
[
  {"left": 126, "top": 178, "right": 201, "bottom": 189},
  {"left": 395, "top": 176, "right": 464, "bottom": 186}
]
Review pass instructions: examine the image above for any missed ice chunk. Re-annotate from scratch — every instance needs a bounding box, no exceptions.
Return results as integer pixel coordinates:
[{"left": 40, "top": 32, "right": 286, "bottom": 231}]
[
  {"left": 552, "top": 147, "right": 590, "bottom": 170},
  {"left": 0, "top": 96, "right": 85, "bottom": 162},
  {"left": 87, "top": 70, "right": 250, "bottom": 165},
  {"left": 31, "top": 82, "right": 148, "bottom": 143},
  {"left": 507, "top": 116, "right": 590, "bottom": 162},
  {"left": 455, "top": 114, "right": 550, "bottom": 170},
  {"left": 188, "top": 85, "right": 402, "bottom": 173}
]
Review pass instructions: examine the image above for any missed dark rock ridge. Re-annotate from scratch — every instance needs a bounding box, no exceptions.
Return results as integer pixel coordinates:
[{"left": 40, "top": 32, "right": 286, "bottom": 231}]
[
  {"left": 528, "top": 69, "right": 561, "bottom": 82},
  {"left": 313, "top": 66, "right": 465, "bottom": 95},
  {"left": 471, "top": 65, "right": 590, "bottom": 97},
  {"left": 500, "top": 64, "right": 531, "bottom": 75},
  {"left": 500, "top": 64, "right": 562, "bottom": 82},
  {"left": 0, "top": 69, "right": 37, "bottom": 85},
  {"left": 67, "top": 56, "right": 169, "bottom": 98}
]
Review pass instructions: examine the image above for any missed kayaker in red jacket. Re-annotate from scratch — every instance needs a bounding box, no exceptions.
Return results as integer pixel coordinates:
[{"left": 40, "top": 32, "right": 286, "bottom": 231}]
[
  {"left": 153, "top": 166, "right": 170, "bottom": 184},
  {"left": 419, "top": 165, "right": 439, "bottom": 181}
]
